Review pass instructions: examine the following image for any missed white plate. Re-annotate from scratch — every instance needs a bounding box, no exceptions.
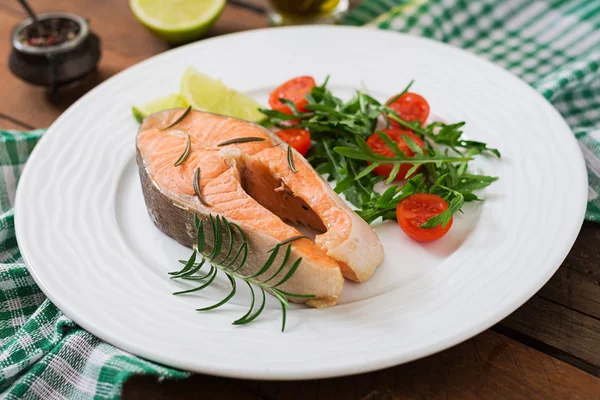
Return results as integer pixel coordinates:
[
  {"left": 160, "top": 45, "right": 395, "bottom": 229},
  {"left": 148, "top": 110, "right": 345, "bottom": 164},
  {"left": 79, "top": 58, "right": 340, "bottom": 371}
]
[{"left": 15, "top": 26, "right": 587, "bottom": 380}]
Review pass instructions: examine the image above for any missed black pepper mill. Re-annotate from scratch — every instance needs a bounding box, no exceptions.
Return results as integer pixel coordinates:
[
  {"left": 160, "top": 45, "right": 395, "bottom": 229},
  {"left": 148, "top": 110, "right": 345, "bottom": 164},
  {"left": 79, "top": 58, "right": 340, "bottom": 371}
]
[{"left": 9, "top": 5, "right": 101, "bottom": 102}]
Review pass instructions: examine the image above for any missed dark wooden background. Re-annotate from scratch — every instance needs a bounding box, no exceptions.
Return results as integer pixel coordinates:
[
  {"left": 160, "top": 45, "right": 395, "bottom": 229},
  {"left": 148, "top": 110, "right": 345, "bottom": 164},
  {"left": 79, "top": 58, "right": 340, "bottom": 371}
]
[{"left": 1, "top": 1, "right": 599, "bottom": 398}]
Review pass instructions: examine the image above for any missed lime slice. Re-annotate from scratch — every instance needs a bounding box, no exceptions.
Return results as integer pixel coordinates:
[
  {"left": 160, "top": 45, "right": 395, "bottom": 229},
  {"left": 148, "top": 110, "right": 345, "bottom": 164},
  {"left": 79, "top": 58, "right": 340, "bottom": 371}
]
[
  {"left": 129, "top": 0, "right": 225, "bottom": 43},
  {"left": 132, "top": 94, "right": 188, "bottom": 123},
  {"left": 181, "top": 67, "right": 266, "bottom": 123}
]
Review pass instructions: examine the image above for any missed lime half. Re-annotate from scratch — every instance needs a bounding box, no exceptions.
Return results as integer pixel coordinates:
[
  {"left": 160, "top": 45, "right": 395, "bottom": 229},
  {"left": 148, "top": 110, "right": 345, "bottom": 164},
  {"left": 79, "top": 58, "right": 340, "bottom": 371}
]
[
  {"left": 181, "top": 67, "right": 266, "bottom": 123},
  {"left": 129, "top": 0, "right": 225, "bottom": 43},
  {"left": 132, "top": 94, "right": 188, "bottom": 123}
]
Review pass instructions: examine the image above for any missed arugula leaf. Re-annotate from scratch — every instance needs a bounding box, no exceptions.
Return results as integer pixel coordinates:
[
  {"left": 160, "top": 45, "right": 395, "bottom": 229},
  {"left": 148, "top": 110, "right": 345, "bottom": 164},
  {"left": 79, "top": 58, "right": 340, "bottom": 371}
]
[
  {"left": 385, "top": 80, "right": 414, "bottom": 105},
  {"left": 420, "top": 193, "right": 464, "bottom": 229}
]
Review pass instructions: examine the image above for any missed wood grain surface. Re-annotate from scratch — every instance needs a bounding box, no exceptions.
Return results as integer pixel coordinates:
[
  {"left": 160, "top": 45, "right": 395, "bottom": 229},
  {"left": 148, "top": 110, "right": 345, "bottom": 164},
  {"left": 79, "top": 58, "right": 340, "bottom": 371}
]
[
  {"left": 122, "top": 331, "right": 600, "bottom": 400},
  {"left": 2, "top": 1, "right": 599, "bottom": 398}
]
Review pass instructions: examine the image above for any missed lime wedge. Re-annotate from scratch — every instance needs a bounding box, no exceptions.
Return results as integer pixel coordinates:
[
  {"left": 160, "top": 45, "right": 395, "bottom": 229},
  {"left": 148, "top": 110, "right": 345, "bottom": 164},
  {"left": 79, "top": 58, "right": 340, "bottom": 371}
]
[
  {"left": 129, "top": 0, "right": 225, "bottom": 43},
  {"left": 132, "top": 94, "right": 188, "bottom": 123},
  {"left": 181, "top": 67, "right": 266, "bottom": 123}
]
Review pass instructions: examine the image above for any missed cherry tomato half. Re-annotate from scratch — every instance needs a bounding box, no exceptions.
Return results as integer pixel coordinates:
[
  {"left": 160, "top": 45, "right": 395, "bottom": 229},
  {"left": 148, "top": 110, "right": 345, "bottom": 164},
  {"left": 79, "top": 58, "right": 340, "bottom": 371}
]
[
  {"left": 396, "top": 193, "right": 453, "bottom": 242},
  {"left": 365, "top": 129, "right": 426, "bottom": 179},
  {"left": 276, "top": 128, "right": 311, "bottom": 156},
  {"left": 269, "top": 76, "right": 316, "bottom": 115},
  {"left": 387, "top": 92, "right": 430, "bottom": 127}
]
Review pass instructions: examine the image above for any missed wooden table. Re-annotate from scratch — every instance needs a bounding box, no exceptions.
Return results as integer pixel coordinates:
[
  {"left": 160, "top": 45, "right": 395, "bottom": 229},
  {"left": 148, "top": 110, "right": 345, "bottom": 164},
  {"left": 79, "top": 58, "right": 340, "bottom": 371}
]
[{"left": 2, "top": 1, "right": 599, "bottom": 398}]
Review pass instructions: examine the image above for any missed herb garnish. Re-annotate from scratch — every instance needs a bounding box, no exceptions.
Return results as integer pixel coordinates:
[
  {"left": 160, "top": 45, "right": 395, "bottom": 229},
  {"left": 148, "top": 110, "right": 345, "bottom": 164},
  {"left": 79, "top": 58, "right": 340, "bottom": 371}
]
[
  {"left": 259, "top": 77, "right": 499, "bottom": 227},
  {"left": 171, "top": 214, "right": 314, "bottom": 331},
  {"left": 287, "top": 146, "right": 298, "bottom": 172},
  {"left": 163, "top": 106, "right": 192, "bottom": 130},
  {"left": 193, "top": 168, "right": 210, "bottom": 207},
  {"left": 385, "top": 80, "right": 413, "bottom": 106},
  {"left": 269, "top": 235, "right": 311, "bottom": 251},
  {"left": 217, "top": 137, "right": 267, "bottom": 146},
  {"left": 174, "top": 135, "right": 191, "bottom": 167}
]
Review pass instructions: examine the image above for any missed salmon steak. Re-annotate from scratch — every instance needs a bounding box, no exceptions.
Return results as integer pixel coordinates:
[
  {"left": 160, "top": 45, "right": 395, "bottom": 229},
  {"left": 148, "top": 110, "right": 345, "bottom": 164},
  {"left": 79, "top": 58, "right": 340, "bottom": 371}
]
[{"left": 136, "top": 109, "right": 384, "bottom": 307}]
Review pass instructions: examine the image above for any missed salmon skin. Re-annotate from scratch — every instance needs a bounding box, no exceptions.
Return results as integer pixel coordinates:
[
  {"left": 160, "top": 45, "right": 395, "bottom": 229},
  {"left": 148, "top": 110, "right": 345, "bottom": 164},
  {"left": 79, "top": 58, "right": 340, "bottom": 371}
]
[{"left": 136, "top": 109, "right": 384, "bottom": 307}]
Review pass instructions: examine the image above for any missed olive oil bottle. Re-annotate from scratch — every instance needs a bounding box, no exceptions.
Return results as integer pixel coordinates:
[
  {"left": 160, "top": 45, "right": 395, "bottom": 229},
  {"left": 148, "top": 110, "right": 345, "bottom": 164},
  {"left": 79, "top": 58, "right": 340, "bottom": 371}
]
[{"left": 267, "top": 0, "right": 349, "bottom": 25}]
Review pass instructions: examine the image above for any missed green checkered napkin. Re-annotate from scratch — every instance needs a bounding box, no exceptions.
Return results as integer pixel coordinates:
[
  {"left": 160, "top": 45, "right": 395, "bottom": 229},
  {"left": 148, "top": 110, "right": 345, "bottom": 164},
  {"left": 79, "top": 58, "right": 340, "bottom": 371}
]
[
  {"left": 345, "top": 0, "right": 600, "bottom": 220},
  {"left": 0, "top": 130, "right": 188, "bottom": 399},
  {"left": 2, "top": 1, "right": 599, "bottom": 399}
]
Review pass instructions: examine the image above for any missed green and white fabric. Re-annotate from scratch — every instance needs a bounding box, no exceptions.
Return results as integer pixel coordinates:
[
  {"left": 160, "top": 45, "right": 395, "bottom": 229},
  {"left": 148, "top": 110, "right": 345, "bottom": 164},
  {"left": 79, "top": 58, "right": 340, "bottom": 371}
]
[
  {"left": 2, "top": 1, "right": 599, "bottom": 399},
  {"left": 346, "top": 0, "right": 600, "bottom": 220},
  {"left": 0, "top": 130, "right": 189, "bottom": 399}
]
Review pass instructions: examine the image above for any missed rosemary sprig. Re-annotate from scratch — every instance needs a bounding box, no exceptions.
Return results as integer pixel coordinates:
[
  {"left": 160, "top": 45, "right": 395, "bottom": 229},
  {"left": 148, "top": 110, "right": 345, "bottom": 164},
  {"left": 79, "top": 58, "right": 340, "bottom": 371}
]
[
  {"left": 193, "top": 168, "right": 211, "bottom": 207},
  {"left": 217, "top": 137, "right": 267, "bottom": 146},
  {"left": 287, "top": 146, "right": 298, "bottom": 173},
  {"left": 163, "top": 106, "right": 192, "bottom": 130},
  {"left": 170, "top": 214, "right": 315, "bottom": 331},
  {"left": 174, "top": 135, "right": 191, "bottom": 167}
]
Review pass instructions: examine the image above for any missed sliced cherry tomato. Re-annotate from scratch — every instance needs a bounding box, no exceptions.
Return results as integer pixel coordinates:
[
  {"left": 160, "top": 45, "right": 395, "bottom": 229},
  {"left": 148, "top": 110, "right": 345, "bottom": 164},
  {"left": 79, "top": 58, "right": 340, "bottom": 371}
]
[
  {"left": 387, "top": 92, "right": 430, "bottom": 127},
  {"left": 269, "top": 76, "right": 316, "bottom": 115},
  {"left": 365, "top": 129, "right": 426, "bottom": 179},
  {"left": 396, "top": 193, "right": 453, "bottom": 242},
  {"left": 276, "top": 128, "right": 311, "bottom": 156}
]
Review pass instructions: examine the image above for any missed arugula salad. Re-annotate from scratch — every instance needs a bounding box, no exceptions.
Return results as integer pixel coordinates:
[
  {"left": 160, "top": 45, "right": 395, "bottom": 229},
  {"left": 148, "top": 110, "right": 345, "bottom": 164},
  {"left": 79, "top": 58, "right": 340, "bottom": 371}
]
[{"left": 261, "top": 76, "right": 500, "bottom": 242}]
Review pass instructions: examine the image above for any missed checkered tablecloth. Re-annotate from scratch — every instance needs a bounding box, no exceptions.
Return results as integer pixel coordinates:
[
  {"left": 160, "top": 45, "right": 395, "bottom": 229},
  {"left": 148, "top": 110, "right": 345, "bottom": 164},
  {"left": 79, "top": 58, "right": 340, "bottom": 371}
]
[
  {"left": 2, "top": 1, "right": 599, "bottom": 399},
  {"left": 0, "top": 130, "right": 188, "bottom": 399},
  {"left": 345, "top": 0, "right": 600, "bottom": 219}
]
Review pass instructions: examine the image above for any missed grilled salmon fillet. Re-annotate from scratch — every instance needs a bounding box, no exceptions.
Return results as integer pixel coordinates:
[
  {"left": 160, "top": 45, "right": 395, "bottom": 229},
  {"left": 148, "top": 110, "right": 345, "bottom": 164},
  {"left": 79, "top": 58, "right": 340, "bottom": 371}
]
[{"left": 136, "top": 109, "right": 384, "bottom": 307}]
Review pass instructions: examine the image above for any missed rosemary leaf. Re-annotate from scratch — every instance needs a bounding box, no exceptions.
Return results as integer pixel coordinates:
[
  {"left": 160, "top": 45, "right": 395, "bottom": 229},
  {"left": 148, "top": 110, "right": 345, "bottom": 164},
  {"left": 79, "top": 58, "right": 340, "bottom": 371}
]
[
  {"left": 163, "top": 106, "right": 191, "bottom": 130},
  {"left": 278, "top": 290, "right": 316, "bottom": 299},
  {"left": 196, "top": 218, "right": 205, "bottom": 253},
  {"left": 269, "top": 235, "right": 311, "bottom": 252},
  {"left": 280, "top": 299, "right": 287, "bottom": 332},
  {"left": 169, "top": 250, "right": 196, "bottom": 275},
  {"left": 208, "top": 215, "right": 222, "bottom": 260},
  {"left": 193, "top": 168, "right": 211, "bottom": 207},
  {"left": 228, "top": 223, "right": 249, "bottom": 272},
  {"left": 173, "top": 135, "right": 192, "bottom": 167},
  {"left": 215, "top": 217, "right": 234, "bottom": 265},
  {"left": 173, "top": 265, "right": 216, "bottom": 294},
  {"left": 247, "top": 244, "right": 280, "bottom": 279},
  {"left": 217, "top": 137, "right": 267, "bottom": 146},
  {"left": 273, "top": 257, "right": 303, "bottom": 288},
  {"left": 233, "top": 281, "right": 255, "bottom": 324},
  {"left": 226, "top": 242, "right": 248, "bottom": 272},
  {"left": 271, "top": 288, "right": 290, "bottom": 308},
  {"left": 170, "top": 258, "right": 205, "bottom": 279},
  {"left": 263, "top": 244, "right": 292, "bottom": 283},
  {"left": 287, "top": 146, "right": 298, "bottom": 173},
  {"left": 196, "top": 274, "right": 236, "bottom": 311},
  {"left": 179, "top": 271, "right": 213, "bottom": 281},
  {"left": 234, "top": 288, "right": 266, "bottom": 325}
]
